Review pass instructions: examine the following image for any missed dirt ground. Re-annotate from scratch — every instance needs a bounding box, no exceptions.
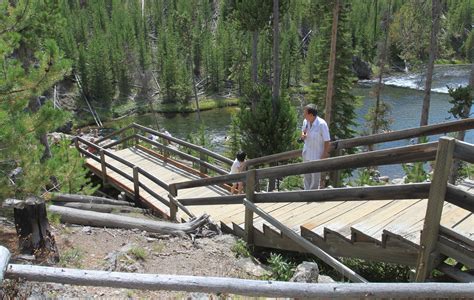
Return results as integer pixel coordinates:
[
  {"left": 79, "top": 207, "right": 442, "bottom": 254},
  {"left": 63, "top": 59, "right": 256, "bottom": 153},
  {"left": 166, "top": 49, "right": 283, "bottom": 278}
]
[{"left": 0, "top": 217, "right": 264, "bottom": 299}]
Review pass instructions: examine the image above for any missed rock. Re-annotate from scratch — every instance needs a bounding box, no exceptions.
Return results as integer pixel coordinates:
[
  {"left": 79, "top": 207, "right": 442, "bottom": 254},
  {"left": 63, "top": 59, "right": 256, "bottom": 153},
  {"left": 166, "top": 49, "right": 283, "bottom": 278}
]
[
  {"left": 379, "top": 176, "right": 390, "bottom": 183},
  {"left": 235, "top": 257, "right": 270, "bottom": 277},
  {"left": 391, "top": 178, "right": 405, "bottom": 185},
  {"left": 82, "top": 226, "right": 92, "bottom": 234},
  {"left": 352, "top": 56, "right": 372, "bottom": 80},
  {"left": 318, "top": 275, "right": 336, "bottom": 283},
  {"left": 290, "top": 261, "right": 319, "bottom": 283}
]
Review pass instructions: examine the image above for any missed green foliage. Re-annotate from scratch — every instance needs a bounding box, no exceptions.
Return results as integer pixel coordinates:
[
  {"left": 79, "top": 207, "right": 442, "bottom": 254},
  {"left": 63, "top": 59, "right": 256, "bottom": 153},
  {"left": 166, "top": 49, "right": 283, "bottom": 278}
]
[
  {"left": 231, "top": 239, "right": 251, "bottom": 258},
  {"left": 47, "top": 212, "right": 61, "bottom": 226},
  {"left": 129, "top": 247, "right": 147, "bottom": 261},
  {"left": 47, "top": 139, "right": 98, "bottom": 195},
  {"left": 236, "top": 86, "right": 297, "bottom": 159},
  {"left": 279, "top": 175, "right": 303, "bottom": 191},
  {"left": 0, "top": 1, "right": 73, "bottom": 200},
  {"left": 402, "top": 162, "right": 430, "bottom": 183},
  {"left": 339, "top": 258, "right": 410, "bottom": 282},
  {"left": 307, "top": 1, "right": 358, "bottom": 141},
  {"left": 266, "top": 253, "right": 296, "bottom": 281},
  {"left": 225, "top": 117, "right": 242, "bottom": 159},
  {"left": 448, "top": 85, "right": 472, "bottom": 119},
  {"left": 60, "top": 248, "right": 84, "bottom": 268},
  {"left": 349, "top": 168, "right": 383, "bottom": 186}
]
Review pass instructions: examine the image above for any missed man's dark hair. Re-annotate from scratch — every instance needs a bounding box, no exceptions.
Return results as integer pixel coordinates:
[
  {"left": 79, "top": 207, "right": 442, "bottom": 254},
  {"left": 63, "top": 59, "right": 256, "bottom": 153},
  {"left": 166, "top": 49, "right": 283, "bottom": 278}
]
[
  {"left": 236, "top": 151, "right": 247, "bottom": 162},
  {"left": 304, "top": 104, "right": 318, "bottom": 116}
]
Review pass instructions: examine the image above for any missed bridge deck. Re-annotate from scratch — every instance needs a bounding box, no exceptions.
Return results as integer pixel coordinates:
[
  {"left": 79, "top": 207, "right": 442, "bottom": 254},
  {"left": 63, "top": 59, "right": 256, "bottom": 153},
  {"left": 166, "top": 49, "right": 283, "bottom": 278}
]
[{"left": 86, "top": 146, "right": 473, "bottom": 265}]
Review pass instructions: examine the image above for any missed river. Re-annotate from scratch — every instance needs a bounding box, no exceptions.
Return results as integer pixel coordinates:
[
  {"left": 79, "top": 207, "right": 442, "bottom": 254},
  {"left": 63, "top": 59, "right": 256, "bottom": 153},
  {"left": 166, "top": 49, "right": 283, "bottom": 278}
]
[{"left": 109, "top": 65, "right": 473, "bottom": 180}]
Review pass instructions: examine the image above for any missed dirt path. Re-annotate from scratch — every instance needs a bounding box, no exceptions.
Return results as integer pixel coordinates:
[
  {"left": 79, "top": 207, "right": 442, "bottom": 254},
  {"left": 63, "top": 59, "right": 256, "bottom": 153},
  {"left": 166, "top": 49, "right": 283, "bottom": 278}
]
[{"left": 0, "top": 221, "right": 262, "bottom": 299}]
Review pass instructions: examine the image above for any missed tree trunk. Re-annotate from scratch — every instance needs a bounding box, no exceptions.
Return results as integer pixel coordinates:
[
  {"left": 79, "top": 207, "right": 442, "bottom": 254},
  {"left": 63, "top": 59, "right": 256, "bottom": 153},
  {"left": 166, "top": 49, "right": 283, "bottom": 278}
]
[
  {"left": 53, "top": 202, "right": 146, "bottom": 214},
  {"left": 325, "top": 0, "right": 339, "bottom": 127},
  {"left": 48, "top": 205, "right": 210, "bottom": 236},
  {"left": 4, "top": 197, "right": 59, "bottom": 263},
  {"left": 251, "top": 30, "right": 259, "bottom": 112},
  {"left": 271, "top": 0, "right": 280, "bottom": 115},
  {"left": 419, "top": 0, "right": 441, "bottom": 128}
]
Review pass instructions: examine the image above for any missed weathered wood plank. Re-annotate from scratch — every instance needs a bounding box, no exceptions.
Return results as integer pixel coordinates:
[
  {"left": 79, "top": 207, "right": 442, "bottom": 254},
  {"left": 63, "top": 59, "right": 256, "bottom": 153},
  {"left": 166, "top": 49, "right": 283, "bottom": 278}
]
[
  {"left": 416, "top": 137, "right": 455, "bottom": 282},
  {"left": 4, "top": 261, "right": 474, "bottom": 298},
  {"left": 453, "top": 139, "right": 474, "bottom": 164},
  {"left": 446, "top": 184, "right": 474, "bottom": 212}
]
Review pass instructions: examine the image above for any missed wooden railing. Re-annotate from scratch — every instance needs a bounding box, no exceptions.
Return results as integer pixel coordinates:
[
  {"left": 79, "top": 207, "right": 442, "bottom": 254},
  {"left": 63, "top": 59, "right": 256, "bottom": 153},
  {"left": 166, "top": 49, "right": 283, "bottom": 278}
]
[{"left": 76, "top": 120, "right": 474, "bottom": 282}]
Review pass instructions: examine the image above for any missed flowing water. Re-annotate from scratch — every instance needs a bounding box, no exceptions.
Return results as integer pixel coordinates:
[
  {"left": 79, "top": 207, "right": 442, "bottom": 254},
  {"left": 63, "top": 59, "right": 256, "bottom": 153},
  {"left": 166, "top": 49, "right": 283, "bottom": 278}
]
[{"left": 109, "top": 65, "right": 473, "bottom": 179}]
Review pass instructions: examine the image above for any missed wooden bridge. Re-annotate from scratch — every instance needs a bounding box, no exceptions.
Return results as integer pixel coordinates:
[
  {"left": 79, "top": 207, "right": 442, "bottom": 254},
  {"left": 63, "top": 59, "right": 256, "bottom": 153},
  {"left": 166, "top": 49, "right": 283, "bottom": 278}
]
[{"left": 76, "top": 119, "right": 474, "bottom": 283}]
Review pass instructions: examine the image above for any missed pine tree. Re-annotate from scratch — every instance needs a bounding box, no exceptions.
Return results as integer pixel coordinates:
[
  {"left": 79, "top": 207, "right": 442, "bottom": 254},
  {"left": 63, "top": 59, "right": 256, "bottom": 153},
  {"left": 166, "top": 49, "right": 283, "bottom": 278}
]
[{"left": 307, "top": 1, "right": 357, "bottom": 141}]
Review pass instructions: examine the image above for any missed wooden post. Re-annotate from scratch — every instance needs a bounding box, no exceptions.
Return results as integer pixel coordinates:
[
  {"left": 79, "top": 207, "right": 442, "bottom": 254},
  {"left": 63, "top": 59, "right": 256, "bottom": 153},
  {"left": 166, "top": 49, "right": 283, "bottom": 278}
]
[
  {"left": 133, "top": 166, "right": 140, "bottom": 203},
  {"left": 169, "top": 185, "right": 178, "bottom": 221},
  {"left": 244, "top": 169, "right": 256, "bottom": 245},
  {"left": 415, "top": 137, "right": 455, "bottom": 282},
  {"left": 100, "top": 150, "right": 107, "bottom": 185},
  {"left": 199, "top": 150, "right": 208, "bottom": 174}
]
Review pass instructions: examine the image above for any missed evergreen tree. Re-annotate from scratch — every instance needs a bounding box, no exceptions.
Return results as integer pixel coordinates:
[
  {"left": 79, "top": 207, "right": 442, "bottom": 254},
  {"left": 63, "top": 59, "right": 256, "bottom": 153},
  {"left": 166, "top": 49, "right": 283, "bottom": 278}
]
[
  {"left": 307, "top": 1, "right": 357, "bottom": 141},
  {"left": 0, "top": 0, "right": 93, "bottom": 199}
]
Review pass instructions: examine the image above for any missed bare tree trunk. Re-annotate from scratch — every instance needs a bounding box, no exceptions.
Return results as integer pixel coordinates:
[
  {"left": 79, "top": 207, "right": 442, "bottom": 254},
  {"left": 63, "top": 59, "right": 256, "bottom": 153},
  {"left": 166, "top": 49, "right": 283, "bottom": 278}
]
[
  {"left": 271, "top": 0, "right": 280, "bottom": 115},
  {"left": 325, "top": 0, "right": 340, "bottom": 127},
  {"left": 419, "top": 0, "right": 441, "bottom": 128},
  {"left": 190, "top": 56, "right": 201, "bottom": 122},
  {"left": 251, "top": 30, "right": 259, "bottom": 112},
  {"left": 4, "top": 197, "right": 59, "bottom": 263}
]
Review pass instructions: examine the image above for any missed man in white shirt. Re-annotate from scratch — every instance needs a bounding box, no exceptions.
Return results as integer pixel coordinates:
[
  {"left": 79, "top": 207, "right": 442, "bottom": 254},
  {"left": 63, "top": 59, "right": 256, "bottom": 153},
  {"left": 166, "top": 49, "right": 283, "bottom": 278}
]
[{"left": 300, "top": 104, "right": 331, "bottom": 190}]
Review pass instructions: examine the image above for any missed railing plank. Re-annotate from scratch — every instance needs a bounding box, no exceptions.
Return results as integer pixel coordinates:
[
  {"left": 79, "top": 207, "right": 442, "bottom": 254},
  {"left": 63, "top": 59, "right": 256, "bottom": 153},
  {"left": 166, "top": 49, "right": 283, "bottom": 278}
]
[
  {"left": 179, "top": 195, "right": 245, "bottom": 206},
  {"left": 94, "top": 124, "right": 134, "bottom": 144},
  {"left": 173, "top": 142, "right": 437, "bottom": 191},
  {"left": 254, "top": 183, "right": 430, "bottom": 203},
  {"left": 454, "top": 139, "right": 474, "bottom": 163},
  {"left": 133, "top": 123, "right": 233, "bottom": 166},
  {"left": 445, "top": 184, "right": 474, "bottom": 212},
  {"left": 3, "top": 261, "right": 474, "bottom": 298},
  {"left": 136, "top": 135, "right": 228, "bottom": 175}
]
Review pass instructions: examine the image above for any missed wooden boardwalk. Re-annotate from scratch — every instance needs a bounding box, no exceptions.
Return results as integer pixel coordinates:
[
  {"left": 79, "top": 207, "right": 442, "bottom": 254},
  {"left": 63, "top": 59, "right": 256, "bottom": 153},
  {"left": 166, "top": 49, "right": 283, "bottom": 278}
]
[{"left": 86, "top": 145, "right": 473, "bottom": 267}]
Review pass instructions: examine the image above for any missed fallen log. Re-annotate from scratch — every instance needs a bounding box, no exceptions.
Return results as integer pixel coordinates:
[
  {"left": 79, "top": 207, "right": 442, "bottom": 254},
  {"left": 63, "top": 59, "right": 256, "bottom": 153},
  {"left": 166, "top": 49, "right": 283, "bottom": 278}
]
[
  {"left": 54, "top": 202, "right": 146, "bottom": 214},
  {"left": 48, "top": 205, "right": 209, "bottom": 235},
  {"left": 51, "top": 193, "right": 132, "bottom": 206}
]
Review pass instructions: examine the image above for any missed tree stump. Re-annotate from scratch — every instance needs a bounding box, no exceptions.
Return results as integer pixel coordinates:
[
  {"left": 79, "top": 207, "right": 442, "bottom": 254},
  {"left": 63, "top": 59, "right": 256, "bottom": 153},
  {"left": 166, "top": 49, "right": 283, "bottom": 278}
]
[{"left": 11, "top": 196, "right": 59, "bottom": 263}]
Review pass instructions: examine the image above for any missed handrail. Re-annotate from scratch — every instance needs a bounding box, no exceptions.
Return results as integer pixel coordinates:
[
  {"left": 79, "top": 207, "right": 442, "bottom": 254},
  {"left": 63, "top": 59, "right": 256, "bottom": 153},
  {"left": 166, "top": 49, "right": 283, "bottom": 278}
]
[
  {"left": 178, "top": 184, "right": 429, "bottom": 206},
  {"left": 445, "top": 184, "right": 474, "bottom": 212},
  {"left": 172, "top": 142, "right": 438, "bottom": 192},
  {"left": 133, "top": 123, "right": 233, "bottom": 166},
  {"left": 453, "top": 139, "right": 474, "bottom": 163},
  {"left": 95, "top": 124, "right": 135, "bottom": 144},
  {"left": 135, "top": 135, "right": 228, "bottom": 175},
  {"left": 245, "top": 118, "right": 474, "bottom": 168}
]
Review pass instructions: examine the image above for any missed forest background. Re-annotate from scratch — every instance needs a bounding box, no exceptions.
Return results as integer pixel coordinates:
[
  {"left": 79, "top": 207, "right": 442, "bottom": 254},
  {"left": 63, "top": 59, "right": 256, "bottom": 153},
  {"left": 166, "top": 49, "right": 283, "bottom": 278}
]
[{"left": 1, "top": 0, "right": 473, "bottom": 200}]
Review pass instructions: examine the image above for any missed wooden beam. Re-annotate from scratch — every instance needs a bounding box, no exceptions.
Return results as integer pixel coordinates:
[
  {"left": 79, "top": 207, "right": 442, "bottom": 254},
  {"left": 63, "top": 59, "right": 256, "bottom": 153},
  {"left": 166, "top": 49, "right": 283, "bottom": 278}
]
[
  {"left": 256, "top": 142, "right": 438, "bottom": 180},
  {"left": 243, "top": 199, "right": 367, "bottom": 283},
  {"left": 438, "top": 262, "right": 474, "bottom": 283},
  {"left": 453, "top": 139, "right": 474, "bottom": 163},
  {"left": 244, "top": 170, "right": 256, "bottom": 245},
  {"left": 133, "top": 166, "right": 140, "bottom": 203},
  {"left": 133, "top": 123, "right": 233, "bottom": 166},
  {"left": 94, "top": 124, "right": 134, "bottom": 144},
  {"left": 51, "top": 194, "right": 132, "bottom": 206},
  {"left": 445, "top": 184, "right": 474, "bottom": 212},
  {"left": 254, "top": 183, "right": 430, "bottom": 203},
  {"left": 4, "top": 258, "right": 473, "bottom": 297},
  {"left": 415, "top": 137, "right": 455, "bottom": 282},
  {"left": 99, "top": 150, "right": 107, "bottom": 184},
  {"left": 173, "top": 142, "right": 437, "bottom": 191},
  {"left": 179, "top": 195, "right": 245, "bottom": 206}
]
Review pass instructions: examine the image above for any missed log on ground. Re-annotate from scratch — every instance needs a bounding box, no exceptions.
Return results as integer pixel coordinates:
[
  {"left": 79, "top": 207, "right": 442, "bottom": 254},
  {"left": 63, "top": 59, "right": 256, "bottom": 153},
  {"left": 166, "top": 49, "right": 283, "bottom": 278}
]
[
  {"left": 48, "top": 205, "right": 209, "bottom": 235},
  {"left": 51, "top": 193, "right": 133, "bottom": 206},
  {"left": 54, "top": 202, "right": 146, "bottom": 214}
]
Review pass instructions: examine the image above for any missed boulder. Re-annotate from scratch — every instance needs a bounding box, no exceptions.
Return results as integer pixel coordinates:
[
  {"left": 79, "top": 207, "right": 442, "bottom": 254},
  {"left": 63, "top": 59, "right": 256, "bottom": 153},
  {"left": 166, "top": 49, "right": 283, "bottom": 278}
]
[
  {"left": 289, "top": 261, "right": 319, "bottom": 283},
  {"left": 352, "top": 56, "right": 372, "bottom": 80}
]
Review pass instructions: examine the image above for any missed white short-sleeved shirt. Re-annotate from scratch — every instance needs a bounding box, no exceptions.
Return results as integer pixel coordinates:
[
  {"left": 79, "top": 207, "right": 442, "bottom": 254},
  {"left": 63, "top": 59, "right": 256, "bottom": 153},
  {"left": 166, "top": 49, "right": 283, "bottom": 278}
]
[
  {"left": 230, "top": 158, "right": 242, "bottom": 174},
  {"left": 302, "top": 116, "right": 331, "bottom": 161}
]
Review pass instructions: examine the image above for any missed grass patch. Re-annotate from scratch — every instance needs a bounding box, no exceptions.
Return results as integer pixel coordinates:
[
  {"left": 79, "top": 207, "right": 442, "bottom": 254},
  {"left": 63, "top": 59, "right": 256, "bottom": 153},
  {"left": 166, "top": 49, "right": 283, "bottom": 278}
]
[
  {"left": 60, "top": 248, "right": 84, "bottom": 268},
  {"left": 128, "top": 246, "right": 147, "bottom": 261},
  {"left": 231, "top": 239, "right": 251, "bottom": 258},
  {"left": 47, "top": 212, "right": 61, "bottom": 226}
]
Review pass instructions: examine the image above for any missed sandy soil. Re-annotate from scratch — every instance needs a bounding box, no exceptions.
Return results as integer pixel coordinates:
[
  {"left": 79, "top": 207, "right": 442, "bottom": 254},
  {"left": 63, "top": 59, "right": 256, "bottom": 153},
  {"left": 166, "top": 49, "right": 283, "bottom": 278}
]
[{"left": 0, "top": 218, "right": 261, "bottom": 299}]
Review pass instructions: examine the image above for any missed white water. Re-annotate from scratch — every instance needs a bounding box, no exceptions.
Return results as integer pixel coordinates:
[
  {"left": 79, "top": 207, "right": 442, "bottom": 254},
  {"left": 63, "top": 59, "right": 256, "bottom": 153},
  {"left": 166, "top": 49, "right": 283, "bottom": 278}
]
[{"left": 360, "top": 64, "right": 471, "bottom": 94}]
